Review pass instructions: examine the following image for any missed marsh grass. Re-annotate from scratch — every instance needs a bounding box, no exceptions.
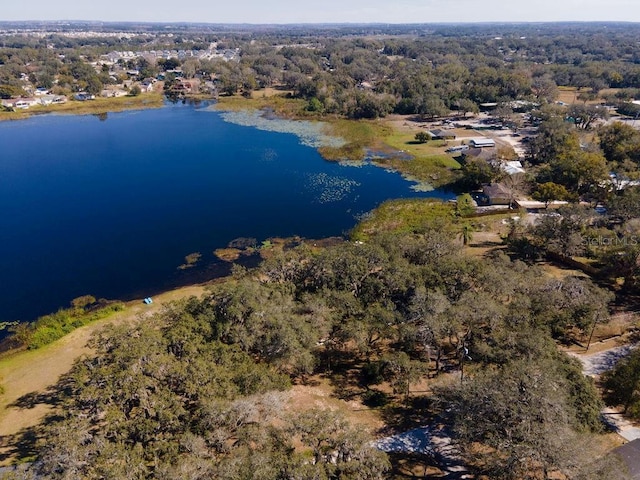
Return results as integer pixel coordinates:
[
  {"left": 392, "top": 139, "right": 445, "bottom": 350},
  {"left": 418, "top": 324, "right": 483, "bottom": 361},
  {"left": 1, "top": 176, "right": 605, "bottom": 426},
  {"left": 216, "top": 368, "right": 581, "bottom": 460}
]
[
  {"left": 317, "top": 119, "right": 390, "bottom": 160},
  {"left": 7, "top": 302, "right": 125, "bottom": 351},
  {"left": 217, "top": 94, "right": 462, "bottom": 184},
  {"left": 214, "top": 248, "right": 243, "bottom": 262},
  {"left": 178, "top": 252, "right": 203, "bottom": 270},
  {"left": 351, "top": 199, "right": 457, "bottom": 241}
]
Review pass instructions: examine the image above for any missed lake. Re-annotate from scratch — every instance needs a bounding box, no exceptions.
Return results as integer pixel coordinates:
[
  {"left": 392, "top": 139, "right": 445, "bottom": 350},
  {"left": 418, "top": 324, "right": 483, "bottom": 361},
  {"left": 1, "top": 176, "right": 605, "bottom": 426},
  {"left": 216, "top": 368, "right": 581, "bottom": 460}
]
[{"left": 0, "top": 102, "right": 454, "bottom": 322}]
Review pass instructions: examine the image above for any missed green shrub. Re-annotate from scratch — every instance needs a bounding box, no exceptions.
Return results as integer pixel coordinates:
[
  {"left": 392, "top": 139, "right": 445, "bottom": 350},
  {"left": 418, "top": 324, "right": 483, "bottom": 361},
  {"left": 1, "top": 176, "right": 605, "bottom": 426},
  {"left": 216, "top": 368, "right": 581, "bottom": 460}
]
[
  {"left": 362, "top": 389, "right": 390, "bottom": 407},
  {"left": 16, "top": 301, "right": 126, "bottom": 350}
]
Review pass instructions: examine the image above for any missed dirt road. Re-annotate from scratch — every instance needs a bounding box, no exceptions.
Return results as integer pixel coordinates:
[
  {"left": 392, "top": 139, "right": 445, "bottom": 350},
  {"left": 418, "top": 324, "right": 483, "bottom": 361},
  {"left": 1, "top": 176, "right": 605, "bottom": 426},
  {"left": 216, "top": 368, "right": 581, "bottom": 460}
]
[{"left": 568, "top": 342, "right": 640, "bottom": 441}]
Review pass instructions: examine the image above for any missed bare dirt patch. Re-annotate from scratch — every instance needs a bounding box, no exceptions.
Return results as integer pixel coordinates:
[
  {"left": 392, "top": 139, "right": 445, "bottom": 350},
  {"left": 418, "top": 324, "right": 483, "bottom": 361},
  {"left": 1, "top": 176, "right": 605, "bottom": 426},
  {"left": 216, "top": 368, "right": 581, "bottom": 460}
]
[{"left": 285, "top": 377, "right": 384, "bottom": 434}]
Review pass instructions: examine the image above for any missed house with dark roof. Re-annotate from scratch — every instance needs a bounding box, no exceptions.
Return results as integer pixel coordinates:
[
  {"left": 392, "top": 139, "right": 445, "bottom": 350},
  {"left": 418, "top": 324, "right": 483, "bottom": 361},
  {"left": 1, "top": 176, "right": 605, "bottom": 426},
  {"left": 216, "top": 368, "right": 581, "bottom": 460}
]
[
  {"left": 482, "top": 183, "right": 512, "bottom": 206},
  {"left": 460, "top": 147, "right": 496, "bottom": 163},
  {"left": 428, "top": 129, "right": 456, "bottom": 140}
]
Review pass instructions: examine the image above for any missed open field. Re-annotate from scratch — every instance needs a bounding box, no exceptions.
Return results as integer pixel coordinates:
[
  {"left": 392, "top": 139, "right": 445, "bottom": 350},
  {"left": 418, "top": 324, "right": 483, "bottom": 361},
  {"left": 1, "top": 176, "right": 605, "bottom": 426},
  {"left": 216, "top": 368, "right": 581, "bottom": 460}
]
[{"left": 556, "top": 86, "right": 617, "bottom": 106}]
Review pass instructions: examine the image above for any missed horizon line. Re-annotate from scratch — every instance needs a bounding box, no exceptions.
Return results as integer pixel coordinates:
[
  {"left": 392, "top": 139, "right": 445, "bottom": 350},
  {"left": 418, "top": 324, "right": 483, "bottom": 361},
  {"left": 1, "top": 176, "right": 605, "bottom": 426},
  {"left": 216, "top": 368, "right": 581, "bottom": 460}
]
[{"left": 2, "top": 20, "right": 640, "bottom": 26}]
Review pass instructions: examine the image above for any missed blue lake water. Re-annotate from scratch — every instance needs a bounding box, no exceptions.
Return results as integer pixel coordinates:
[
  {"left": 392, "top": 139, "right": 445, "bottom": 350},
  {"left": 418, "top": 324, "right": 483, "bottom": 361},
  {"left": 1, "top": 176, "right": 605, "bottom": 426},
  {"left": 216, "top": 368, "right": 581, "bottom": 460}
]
[{"left": 0, "top": 102, "right": 454, "bottom": 322}]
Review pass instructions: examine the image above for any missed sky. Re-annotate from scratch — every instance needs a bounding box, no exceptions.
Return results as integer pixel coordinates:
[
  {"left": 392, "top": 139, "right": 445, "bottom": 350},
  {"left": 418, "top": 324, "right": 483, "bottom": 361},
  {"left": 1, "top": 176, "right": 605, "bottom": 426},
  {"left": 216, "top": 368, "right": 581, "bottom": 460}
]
[{"left": 4, "top": 0, "right": 640, "bottom": 24}]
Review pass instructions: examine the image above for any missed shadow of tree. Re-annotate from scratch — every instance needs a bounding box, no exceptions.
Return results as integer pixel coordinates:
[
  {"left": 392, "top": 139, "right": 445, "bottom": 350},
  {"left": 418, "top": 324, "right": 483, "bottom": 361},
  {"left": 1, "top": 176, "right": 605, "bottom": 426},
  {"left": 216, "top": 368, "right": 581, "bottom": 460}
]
[
  {"left": 379, "top": 395, "right": 434, "bottom": 436},
  {"left": 386, "top": 451, "right": 442, "bottom": 479},
  {"left": 9, "top": 373, "right": 74, "bottom": 410},
  {"left": 320, "top": 349, "right": 366, "bottom": 401},
  {"left": 0, "top": 421, "right": 48, "bottom": 464},
  {"left": 1, "top": 373, "right": 74, "bottom": 465}
]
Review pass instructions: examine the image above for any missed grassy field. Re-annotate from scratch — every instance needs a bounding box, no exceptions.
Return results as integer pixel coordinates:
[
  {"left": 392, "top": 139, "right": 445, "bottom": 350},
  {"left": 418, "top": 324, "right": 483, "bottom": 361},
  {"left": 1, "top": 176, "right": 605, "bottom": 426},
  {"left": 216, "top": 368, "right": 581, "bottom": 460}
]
[
  {"left": 351, "top": 198, "right": 457, "bottom": 241},
  {"left": 318, "top": 119, "right": 462, "bottom": 185},
  {"left": 556, "top": 86, "right": 617, "bottom": 106}
]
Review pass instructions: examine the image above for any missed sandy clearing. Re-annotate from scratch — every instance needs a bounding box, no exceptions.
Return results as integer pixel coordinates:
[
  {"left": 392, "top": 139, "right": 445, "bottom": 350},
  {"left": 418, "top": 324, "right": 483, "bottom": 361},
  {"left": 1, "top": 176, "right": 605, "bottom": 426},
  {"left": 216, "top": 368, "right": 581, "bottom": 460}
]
[
  {"left": 285, "top": 379, "right": 384, "bottom": 433},
  {"left": 373, "top": 424, "right": 471, "bottom": 479}
]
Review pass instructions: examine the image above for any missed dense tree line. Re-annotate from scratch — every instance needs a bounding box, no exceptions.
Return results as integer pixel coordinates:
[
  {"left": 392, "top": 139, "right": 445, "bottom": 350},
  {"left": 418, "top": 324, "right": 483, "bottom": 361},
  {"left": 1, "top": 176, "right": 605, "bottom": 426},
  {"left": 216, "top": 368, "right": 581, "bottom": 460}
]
[
  {"left": 6, "top": 208, "right": 619, "bottom": 479},
  {"left": 5, "top": 23, "right": 640, "bottom": 116}
]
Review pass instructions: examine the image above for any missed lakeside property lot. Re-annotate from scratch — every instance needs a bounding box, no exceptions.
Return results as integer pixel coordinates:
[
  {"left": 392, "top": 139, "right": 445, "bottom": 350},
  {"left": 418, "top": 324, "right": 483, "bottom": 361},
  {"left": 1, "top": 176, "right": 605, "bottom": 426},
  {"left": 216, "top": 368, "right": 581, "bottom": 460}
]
[{"left": 0, "top": 284, "right": 206, "bottom": 464}]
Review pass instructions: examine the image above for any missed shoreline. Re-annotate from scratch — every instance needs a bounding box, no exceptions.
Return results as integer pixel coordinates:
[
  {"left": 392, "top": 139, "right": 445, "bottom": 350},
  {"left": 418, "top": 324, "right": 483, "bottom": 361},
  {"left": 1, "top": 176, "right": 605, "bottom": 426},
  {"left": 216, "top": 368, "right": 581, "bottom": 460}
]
[
  {"left": 0, "top": 235, "right": 348, "bottom": 464},
  {"left": 0, "top": 92, "right": 167, "bottom": 122},
  {"left": 0, "top": 282, "right": 211, "bottom": 465},
  {"left": 2, "top": 90, "right": 459, "bottom": 189},
  {"left": 0, "top": 92, "right": 456, "bottom": 326}
]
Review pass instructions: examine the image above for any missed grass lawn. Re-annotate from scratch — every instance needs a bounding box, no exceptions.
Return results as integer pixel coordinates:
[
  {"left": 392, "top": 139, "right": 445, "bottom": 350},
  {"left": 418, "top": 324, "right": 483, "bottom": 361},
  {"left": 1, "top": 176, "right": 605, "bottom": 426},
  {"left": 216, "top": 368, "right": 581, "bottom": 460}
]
[
  {"left": 375, "top": 129, "right": 461, "bottom": 187},
  {"left": 383, "top": 132, "right": 458, "bottom": 167}
]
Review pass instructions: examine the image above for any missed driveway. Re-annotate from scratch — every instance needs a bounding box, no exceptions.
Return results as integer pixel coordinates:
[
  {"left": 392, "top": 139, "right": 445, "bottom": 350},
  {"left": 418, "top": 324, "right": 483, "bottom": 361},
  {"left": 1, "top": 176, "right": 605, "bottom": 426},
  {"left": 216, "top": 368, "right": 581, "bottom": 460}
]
[{"left": 568, "top": 343, "right": 640, "bottom": 441}]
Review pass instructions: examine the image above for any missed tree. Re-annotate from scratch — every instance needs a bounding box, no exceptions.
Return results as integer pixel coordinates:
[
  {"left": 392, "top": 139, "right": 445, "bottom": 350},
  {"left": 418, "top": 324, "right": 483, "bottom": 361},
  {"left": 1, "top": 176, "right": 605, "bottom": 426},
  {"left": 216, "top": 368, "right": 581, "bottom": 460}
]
[
  {"left": 494, "top": 104, "right": 515, "bottom": 126},
  {"left": 438, "top": 358, "right": 603, "bottom": 479},
  {"left": 290, "top": 408, "right": 390, "bottom": 479},
  {"left": 129, "top": 84, "right": 141, "bottom": 96},
  {"left": 381, "top": 352, "right": 425, "bottom": 401},
  {"left": 532, "top": 74, "right": 558, "bottom": 102},
  {"left": 459, "top": 223, "right": 475, "bottom": 246},
  {"left": 417, "top": 94, "right": 448, "bottom": 119},
  {"left": 458, "top": 158, "right": 499, "bottom": 190},
  {"left": 0, "top": 84, "right": 26, "bottom": 99},
  {"left": 599, "top": 121, "right": 640, "bottom": 165},
  {"left": 405, "top": 287, "right": 453, "bottom": 374},
  {"left": 607, "top": 186, "right": 640, "bottom": 222},
  {"left": 455, "top": 98, "right": 479, "bottom": 117},
  {"left": 568, "top": 104, "right": 609, "bottom": 130},
  {"left": 539, "top": 150, "right": 609, "bottom": 195},
  {"left": 527, "top": 115, "right": 580, "bottom": 165},
  {"left": 602, "top": 348, "right": 640, "bottom": 419},
  {"left": 502, "top": 172, "right": 528, "bottom": 209},
  {"left": 533, "top": 182, "right": 573, "bottom": 207},
  {"left": 414, "top": 131, "right": 429, "bottom": 144},
  {"left": 159, "top": 57, "right": 181, "bottom": 71},
  {"left": 84, "top": 75, "right": 103, "bottom": 96},
  {"left": 306, "top": 96, "right": 324, "bottom": 113}
]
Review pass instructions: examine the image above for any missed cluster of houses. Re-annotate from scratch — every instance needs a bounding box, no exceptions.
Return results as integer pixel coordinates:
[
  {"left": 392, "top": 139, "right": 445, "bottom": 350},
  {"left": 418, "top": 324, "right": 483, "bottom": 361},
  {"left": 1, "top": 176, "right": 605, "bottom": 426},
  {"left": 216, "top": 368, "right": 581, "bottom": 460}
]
[
  {"left": 426, "top": 127, "right": 557, "bottom": 211},
  {"left": 1, "top": 89, "right": 67, "bottom": 110},
  {"left": 101, "top": 46, "right": 240, "bottom": 65}
]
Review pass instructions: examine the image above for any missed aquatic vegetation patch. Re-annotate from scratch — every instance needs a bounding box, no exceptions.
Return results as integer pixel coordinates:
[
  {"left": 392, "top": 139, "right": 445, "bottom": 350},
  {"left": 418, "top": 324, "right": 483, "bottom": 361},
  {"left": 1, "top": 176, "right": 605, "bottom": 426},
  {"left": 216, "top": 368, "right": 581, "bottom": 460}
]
[
  {"left": 214, "top": 248, "right": 243, "bottom": 262},
  {"left": 218, "top": 109, "right": 346, "bottom": 149},
  {"left": 305, "top": 172, "right": 360, "bottom": 204},
  {"left": 409, "top": 181, "right": 436, "bottom": 192},
  {"left": 178, "top": 252, "right": 202, "bottom": 270},
  {"left": 365, "top": 148, "right": 413, "bottom": 161}
]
